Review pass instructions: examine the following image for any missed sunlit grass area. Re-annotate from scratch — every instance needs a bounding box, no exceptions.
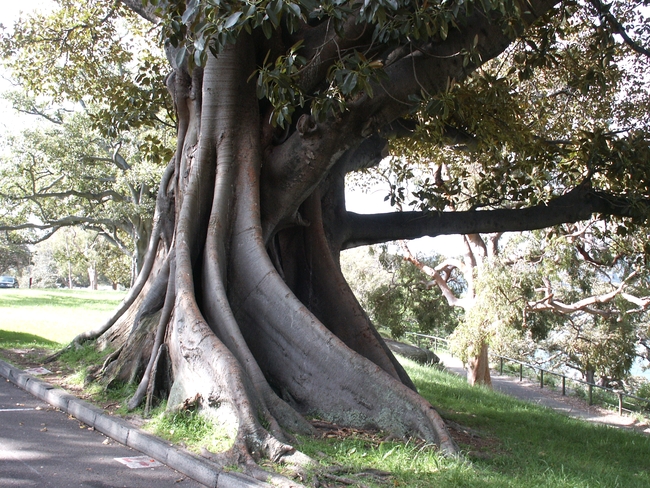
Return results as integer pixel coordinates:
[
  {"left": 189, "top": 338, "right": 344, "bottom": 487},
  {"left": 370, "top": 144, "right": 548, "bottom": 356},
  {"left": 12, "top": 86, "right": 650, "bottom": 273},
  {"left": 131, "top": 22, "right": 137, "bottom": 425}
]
[
  {"left": 145, "top": 404, "right": 237, "bottom": 455},
  {"left": 0, "top": 288, "right": 126, "bottom": 349}
]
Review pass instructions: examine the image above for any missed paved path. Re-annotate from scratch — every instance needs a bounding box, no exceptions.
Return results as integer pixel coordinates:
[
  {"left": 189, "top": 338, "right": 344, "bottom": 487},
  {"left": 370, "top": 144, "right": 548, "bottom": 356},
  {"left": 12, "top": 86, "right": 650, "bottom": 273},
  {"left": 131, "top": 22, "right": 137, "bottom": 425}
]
[
  {"left": 0, "top": 360, "right": 270, "bottom": 488},
  {"left": 438, "top": 353, "right": 650, "bottom": 435},
  {"left": 0, "top": 377, "right": 206, "bottom": 488}
]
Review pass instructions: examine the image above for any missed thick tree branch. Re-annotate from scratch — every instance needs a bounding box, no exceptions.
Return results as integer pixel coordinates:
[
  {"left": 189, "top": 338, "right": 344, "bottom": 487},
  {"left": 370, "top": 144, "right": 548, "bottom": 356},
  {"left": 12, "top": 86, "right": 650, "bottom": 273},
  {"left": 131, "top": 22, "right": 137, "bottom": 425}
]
[
  {"left": 262, "top": 1, "right": 562, "bottom": 239},
  {"left": 117, "top": 0, "right": 158, "bottom": 23},
  {"left": 3, "top": 189, "right": 126, "bottom": 203},
  {"left": 295, "top": 14, "right": 374, "bottom": 95},
  {"left": 13, "top": 105, "right": 66, "bottom": 124},
  {"left": 528, "top": 283, "right": 623, "bottom": 318},
  {"left": 576, "top": 243, "right": 624, "bottom": 267},
  {"left": 0, "top": 215, "right": 127, "bottom": 232},
  {"left": 342, "top": 185, "right": 635, "bottom": 249},
  {"left": 620, "top": 293, "right": 650, "bottom": 312},
  {"left": 354, "top": 0, "right": 561, "bottom": 137},
  {"left": 528, "top": 270, "right": 650, "bottom": 318}
]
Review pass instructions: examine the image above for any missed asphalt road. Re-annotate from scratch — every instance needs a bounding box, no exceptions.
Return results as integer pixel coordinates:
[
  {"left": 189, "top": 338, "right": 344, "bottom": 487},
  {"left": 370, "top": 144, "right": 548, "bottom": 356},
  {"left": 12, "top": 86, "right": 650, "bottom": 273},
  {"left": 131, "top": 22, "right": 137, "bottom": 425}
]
[{"left": 0, "top": 378, "right": 206, "bottom": 488}]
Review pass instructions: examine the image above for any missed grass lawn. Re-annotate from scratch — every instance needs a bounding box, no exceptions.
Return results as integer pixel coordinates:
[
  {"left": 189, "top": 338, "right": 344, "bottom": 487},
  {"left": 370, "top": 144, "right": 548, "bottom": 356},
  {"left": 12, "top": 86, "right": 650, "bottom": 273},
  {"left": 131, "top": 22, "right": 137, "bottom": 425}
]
[
  {"left": 1, "top": 289, "right": 649, "bottom": 487},
  {"left": 0, "top": 288, "right": 126, "bottom": 349}
]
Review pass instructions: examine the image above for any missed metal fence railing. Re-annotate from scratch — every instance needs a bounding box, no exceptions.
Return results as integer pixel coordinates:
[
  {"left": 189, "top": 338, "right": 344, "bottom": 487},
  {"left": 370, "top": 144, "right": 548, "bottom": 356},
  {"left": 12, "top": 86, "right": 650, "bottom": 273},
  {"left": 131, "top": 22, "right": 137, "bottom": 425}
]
[{"left": 404, "top": 332, "right": 650, "bottom": 417}]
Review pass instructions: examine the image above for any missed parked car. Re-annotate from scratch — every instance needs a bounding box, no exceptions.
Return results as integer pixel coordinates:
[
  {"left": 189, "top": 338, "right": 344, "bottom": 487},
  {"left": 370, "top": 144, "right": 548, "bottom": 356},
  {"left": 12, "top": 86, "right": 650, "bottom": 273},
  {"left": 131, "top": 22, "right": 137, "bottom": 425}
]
[{"left": 0, "top": 276, "right": 19, "bottom": 288}]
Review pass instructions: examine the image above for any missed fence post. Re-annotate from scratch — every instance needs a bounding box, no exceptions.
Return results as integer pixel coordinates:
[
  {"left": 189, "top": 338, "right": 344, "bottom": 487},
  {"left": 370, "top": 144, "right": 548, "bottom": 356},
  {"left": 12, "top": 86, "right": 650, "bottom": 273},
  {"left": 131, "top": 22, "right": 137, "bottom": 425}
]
[
  {"left": 562, "top": 376, "right": 566, "bottom": 396},
  {"left": 500, "top": 357, "right": 503, "bottom": 374},
  {"left": 618, "top": 393, "right": 623, "bottom": 416},
  {"left": 519, "top": 363, "right": 523, "bottom": 382},
  {"left": 540, "top": 370, "right": 544, "bottom": 389},
  {"left": 588, "top": 384, "right": 593, "bottom": 405}
]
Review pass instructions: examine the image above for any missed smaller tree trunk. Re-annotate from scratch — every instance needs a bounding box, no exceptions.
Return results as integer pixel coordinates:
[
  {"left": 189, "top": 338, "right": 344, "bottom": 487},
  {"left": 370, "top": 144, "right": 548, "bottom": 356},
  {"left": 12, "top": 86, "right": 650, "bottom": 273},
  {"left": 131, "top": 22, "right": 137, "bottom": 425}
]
[
  {"left": 68, "top": 261, "right": 73, "bottom": 289},
  {"left": 467, "top": 340, "right": 492, "bottom": 386},
  {"left": 88, "top": 265, "right": 98, "bottom": 290}
]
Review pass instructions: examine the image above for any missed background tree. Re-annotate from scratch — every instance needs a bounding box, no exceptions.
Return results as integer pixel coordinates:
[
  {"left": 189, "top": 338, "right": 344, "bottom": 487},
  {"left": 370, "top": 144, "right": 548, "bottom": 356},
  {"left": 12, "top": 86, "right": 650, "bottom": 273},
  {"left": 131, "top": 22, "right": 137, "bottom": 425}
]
[
  {"left": 25, "top": 228, "right": 132, "bottom": 289},
  {"left": 96, "top": 242, "right": 133, "bottom": 289},
  {"left": 1, "top": 0, "right": 173, "bottom": 136},
  {"left": 16, "top": 0, "right": 650, "bottom": 479},
  {"left": 341, "top": 245, "right": 462, "bottom": 338},
  {"left": 0, "top": 106, "right": 167, "bottom": 280},
  {"left": 399, "top": 235, "right": 505, "bottom": 385},
  {"left": 364, "top": 245, "right": 463, "bottom": 339},
  {"left": 0, "top": 232, "right": 31, "bottom": 277},
  {"left": 0, "top": 0, "right": 174, "bottom": 281},
  {"left": 30, "top": 240, "right": 63, "bottom": 288},
  {"left": 339, "top": 245, "right": 392, "bottom": 312},
  {"left": 397, "top": 223, "right": 650, "bottom": 390},
  {"left": 510, "top": 223, "right": 650, "bottom": 387}
]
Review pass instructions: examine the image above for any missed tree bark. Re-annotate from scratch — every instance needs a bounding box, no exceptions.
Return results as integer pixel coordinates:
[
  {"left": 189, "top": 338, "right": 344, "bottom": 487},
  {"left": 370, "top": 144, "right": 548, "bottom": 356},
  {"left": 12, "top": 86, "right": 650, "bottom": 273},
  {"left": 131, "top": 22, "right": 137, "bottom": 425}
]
[
  {"left": 401, "top": 241, "right": 494, "bottom": 386},
  {"left": 88, "top": 265, "right": 98, "bottom": 291},
  {"left": 467, "top": 340, "right": 492, "bottom": 387}
]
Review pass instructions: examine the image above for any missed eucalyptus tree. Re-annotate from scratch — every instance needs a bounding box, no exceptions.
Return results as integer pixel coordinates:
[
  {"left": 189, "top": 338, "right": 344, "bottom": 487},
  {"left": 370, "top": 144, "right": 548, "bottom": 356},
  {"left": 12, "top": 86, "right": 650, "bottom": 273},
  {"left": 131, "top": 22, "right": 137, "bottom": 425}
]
[
  {"left": 0, "top": 232, "right": 30, "bottom": 276},
  {"left": 31, "top": 0, "right": 650, "bottom": 478},
  {"left": 511, "top": 223, "right": 650, "bottom": 387},
  {"left": 359, "top": 245, "right": 463, "bottom": 339},
  {"left": 399, "top": 236, "right": 502, "bottom": 385},
  {"left": 45, "top": 227, "right": 132, "bottom": 289}
]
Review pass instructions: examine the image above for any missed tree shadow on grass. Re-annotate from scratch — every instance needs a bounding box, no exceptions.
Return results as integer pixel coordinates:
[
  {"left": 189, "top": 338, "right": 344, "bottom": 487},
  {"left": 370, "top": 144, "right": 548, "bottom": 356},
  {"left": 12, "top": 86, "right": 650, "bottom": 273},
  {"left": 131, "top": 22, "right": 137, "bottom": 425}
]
[{"left": 0, "top": 329, "right": 60, "bottom": 349}]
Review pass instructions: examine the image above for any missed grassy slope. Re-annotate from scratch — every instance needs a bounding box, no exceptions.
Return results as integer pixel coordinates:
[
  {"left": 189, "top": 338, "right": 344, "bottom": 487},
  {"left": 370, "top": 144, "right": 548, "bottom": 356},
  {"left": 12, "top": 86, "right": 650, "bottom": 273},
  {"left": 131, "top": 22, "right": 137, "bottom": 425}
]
[
  {"left": 1, "top": 290, "right": 649, "bottom": 487},
  {"left": 296, "top": 359, "right": 650, "bottom": 487}
]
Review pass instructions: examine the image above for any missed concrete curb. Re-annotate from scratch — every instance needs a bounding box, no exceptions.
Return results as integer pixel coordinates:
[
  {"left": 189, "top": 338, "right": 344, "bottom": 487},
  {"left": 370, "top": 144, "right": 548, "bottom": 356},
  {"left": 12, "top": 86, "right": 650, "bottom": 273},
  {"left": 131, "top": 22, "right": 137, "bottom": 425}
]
[{"left": 0, "top": 359, "right": 269, "bottom": 488}]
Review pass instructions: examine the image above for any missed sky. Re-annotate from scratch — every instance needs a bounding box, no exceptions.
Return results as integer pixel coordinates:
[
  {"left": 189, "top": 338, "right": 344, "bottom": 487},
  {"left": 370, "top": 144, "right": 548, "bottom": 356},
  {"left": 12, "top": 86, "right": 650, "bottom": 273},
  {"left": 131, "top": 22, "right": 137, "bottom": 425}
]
[{"left": 1, "top": 0, "right": 50, "bottom": 26}]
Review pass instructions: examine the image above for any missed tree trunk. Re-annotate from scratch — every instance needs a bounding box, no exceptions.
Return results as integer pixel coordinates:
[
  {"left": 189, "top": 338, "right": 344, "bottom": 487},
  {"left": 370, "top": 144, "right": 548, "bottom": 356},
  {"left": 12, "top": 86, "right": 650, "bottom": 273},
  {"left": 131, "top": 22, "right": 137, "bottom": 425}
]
[
  {"left": 133, "top": 216, "right": 152, "bottom": 280},
  {"left": 78, "top": 38, "right": 456, "bottom": 480},
  {"left": 467, "top": 340, "right": 492, "bottom": 387},
  {"left": 88, "top": 265, "right": 98, "bottom": 291}
]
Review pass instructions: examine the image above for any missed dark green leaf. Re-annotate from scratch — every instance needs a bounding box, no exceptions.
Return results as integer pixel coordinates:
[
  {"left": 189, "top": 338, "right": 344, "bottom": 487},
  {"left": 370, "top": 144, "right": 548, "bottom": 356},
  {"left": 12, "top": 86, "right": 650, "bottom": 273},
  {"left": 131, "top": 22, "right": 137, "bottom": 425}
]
[{"left": 224, "top": 11, "right": 243, "bottom": 29}]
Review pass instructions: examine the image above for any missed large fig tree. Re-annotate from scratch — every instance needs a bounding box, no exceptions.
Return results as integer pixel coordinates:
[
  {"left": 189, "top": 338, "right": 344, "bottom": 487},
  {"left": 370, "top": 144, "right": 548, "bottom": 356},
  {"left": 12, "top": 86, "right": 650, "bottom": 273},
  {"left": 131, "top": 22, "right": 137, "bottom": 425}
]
[{"left": 52, "top": 0, "right": 649, "bottom": 478}]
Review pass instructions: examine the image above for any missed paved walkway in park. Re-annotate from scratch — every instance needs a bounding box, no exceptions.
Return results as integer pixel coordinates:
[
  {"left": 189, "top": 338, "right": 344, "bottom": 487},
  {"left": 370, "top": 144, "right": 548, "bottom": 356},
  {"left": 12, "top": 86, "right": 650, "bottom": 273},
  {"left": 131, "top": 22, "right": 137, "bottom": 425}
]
[{"left": 438, "top": 352, "right": 650, "bottom": 435}]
